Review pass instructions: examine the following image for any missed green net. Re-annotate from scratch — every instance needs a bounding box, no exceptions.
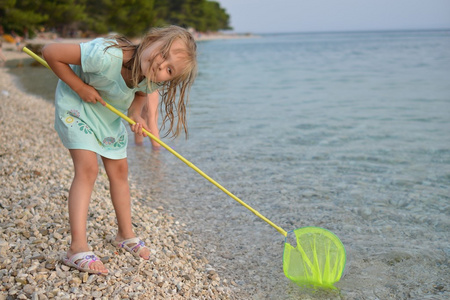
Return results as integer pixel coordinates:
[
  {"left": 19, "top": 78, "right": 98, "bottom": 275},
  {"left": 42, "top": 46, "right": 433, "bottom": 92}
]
[{"left": 283, "top": 226, "right": 346, "bottom": 289}]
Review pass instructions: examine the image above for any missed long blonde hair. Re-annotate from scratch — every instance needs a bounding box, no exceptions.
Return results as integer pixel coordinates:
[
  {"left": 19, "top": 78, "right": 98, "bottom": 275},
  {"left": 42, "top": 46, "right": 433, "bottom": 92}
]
[{"left": 110, "top": 25, "right": 197, "bottom": 138}]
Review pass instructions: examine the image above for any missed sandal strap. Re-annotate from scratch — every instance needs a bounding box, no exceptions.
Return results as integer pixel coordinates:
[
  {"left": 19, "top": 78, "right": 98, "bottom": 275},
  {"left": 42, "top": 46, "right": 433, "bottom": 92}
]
[
  {"left": 118, "top": 237, "right": 146, "bottom": 255},
  {"left": 67, "top": 251, "right": 99, "bottom": 268}
]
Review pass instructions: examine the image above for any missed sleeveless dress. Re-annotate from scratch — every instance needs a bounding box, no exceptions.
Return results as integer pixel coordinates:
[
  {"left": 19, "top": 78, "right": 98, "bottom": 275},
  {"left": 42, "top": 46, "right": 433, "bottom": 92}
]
[{"left": 54, "top": 38, "right": 159, "bottom": 159}]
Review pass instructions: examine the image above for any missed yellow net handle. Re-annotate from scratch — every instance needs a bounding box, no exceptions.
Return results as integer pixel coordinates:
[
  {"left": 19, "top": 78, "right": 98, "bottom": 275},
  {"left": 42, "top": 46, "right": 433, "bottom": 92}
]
[{"left": 23, "top": 47, "right": 288, "bottom": 237}]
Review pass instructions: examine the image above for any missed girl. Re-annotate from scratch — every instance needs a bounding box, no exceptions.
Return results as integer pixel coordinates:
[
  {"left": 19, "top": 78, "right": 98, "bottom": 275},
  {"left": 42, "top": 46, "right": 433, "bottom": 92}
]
[{"left": 42, "top": 25, "right": 197, "bottom": 274}]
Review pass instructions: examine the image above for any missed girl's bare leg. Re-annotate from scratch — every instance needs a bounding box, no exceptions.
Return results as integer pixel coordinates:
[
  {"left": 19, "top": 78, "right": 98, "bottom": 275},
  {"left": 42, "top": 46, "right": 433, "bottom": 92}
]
[
  {"left": 134, "top": 102, "right": 148, "bottom": 145},
  {"left": 101, "top": 156, "right": 150, "bottom": 259},
  {"left": 134, "top": 131, "right": 144, "bottom": 145},
  {"left": 67, "top": 149, "right": 108, "bottom": 273}
]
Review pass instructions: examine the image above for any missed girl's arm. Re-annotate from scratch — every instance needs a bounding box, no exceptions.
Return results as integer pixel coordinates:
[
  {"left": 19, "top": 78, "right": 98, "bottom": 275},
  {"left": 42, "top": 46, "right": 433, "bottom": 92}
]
[
  {"left": 146, "top": 91, "right": 161, "bottom": 150},
  {"left": 41, "top": 43, "right": 105, "bottom": 106},
  {"left": 128, "top": 91, "right": 151, "bottom": 137}
]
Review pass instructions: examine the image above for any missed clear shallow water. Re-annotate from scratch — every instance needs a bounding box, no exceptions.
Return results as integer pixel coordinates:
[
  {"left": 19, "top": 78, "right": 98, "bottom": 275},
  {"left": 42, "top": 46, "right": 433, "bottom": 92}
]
[
  {"left": 128, "top": 30, "right": 450, "bottom": 299},
  {"left": 9, "top": 30, "right": 450, "bottom": 299}
]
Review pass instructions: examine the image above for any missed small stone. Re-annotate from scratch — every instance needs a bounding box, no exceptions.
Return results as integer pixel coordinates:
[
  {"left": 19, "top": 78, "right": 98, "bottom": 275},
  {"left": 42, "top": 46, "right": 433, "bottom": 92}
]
[
  {"left": 0, "top": 240, "right": 9, "bottom": 255},
  {"left": 207, "top": 269, "right": 216, "bottom": 275},
  {"left": 53, "top": 232, "right": 63, "bottom": 240},
  {"left": 157, "top": 276, "right": 165, "bottom": 287},
  {"left": 15, "top": 277, "right": 28, "bottom": 284},
  {"left": 27, "top": 264, "right": 39, "bottom": 273},
  {"left": 30, "top": 254, "right": 45, "bottom": 260},
  {"left": 86, "top": 275, "right": 96, "bottom": 284},
  {"left": 56, "top": 269, "right": 66, "bottom": 278},
  {"left": 31, "top": 292, "right": 39, "bottom": 300},
  {"left": 182, "top": 274, "right": 192, "bottom": 281},
  {"left": 69, "top": 277, "right": 82, "bottom": 286},
  {"left": 60, "top": 265, "right": 70, "bottom": 271},
  {"left": 15, "top": 219, "right": 27, "bottom": 227},
  {"left": 209, "top": 274, "right": 220, "bottom": 281},
  {"left": 34, "top": 274, "right": 47, "bottom": 282},
  {"left": 100, "top": 256, "right": 110, "bottom": 263},
  {"left": 22, "top": 284, "right": 35, "bottom": 295},
  {"left": 91, "top": 291, "right": 102, "bottom": 298}
]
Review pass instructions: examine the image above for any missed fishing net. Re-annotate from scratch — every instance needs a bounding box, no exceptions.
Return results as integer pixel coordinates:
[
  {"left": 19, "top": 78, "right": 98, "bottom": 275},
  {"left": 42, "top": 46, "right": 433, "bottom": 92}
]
[{"left": 283, "top": 226, "right": 346, "bottom": 289}]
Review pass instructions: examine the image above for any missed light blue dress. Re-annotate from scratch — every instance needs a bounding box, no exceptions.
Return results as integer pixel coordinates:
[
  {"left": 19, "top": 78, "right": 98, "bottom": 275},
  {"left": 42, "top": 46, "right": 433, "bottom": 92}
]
[{"left": 54, "top": 38, "right": 159, "bottom": 159}]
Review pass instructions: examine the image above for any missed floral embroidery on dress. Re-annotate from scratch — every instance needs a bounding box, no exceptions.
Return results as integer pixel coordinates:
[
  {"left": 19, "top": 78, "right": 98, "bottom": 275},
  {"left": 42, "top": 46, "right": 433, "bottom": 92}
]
[
  {"left": 103, "top": 137, "right": 115, "bottom": 145},
  {"left": 78, "top": 121, "right": 93, "bottom": 134},
  {"left": 113, "top": 135, "right": 125, "bottom": 148},
  {"left": 65, "top": 110, "right": 80, "bottom": 126},
  {"left": 68, "top": 109, "right": 81, "bottom": 118}
]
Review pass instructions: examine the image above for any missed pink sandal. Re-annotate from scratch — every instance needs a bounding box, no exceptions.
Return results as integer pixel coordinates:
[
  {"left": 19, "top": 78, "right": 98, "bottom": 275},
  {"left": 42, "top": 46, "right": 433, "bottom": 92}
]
[
  {"left": 113, "top": 237, "right": 150, "bottom": 260},
  {"left": 62, "top": 251, "right": 108, "bottom": 274}
]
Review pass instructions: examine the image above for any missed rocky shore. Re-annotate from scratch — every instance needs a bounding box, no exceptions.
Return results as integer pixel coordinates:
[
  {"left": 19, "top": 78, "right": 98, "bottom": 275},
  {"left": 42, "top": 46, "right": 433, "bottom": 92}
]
[{"left": 0, "top": 44, "right": 237, "bottom": 299}]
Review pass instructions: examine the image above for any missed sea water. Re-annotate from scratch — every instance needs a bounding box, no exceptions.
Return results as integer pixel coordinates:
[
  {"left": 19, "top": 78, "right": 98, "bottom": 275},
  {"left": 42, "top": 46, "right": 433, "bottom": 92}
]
[
  {"left": 128, "top": 30, "right": 450, "bottom": 299},
  {"left": 10, "top": 30, "right": 450, "bottom": 299}
]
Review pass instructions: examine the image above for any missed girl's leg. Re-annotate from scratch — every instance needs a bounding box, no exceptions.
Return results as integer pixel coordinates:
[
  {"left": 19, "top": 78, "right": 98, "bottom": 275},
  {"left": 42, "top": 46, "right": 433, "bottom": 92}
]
[
  {"left": 101, "top": 156, "right": 150, "bottom": 259},
  {"left": 67, "top": 149, "right": 108, "bottom": 273},
  {"left": 134, "top": 101, "right": 149, "bottom": 145}
]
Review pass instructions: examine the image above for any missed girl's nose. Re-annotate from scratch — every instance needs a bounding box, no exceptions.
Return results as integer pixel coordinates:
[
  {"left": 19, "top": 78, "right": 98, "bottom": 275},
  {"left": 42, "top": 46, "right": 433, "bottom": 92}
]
[{"left": 158, "top": 61, "right": 167, "bottom": 70}]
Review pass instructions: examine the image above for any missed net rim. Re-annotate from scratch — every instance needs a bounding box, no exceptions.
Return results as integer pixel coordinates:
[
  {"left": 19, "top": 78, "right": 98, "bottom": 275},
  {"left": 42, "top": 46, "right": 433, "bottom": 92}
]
[{"left": 282, "top": 226, "right": 346, "bottom": 288}]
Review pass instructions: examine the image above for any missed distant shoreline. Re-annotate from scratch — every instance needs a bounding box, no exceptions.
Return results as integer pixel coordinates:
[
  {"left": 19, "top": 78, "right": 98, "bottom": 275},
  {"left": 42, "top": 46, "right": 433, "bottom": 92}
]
[
  {"left": 24, "top": 31, "right": 257, "bottom": 45},
  {"left": 0, "top": 31, "right": 257, "bottom": 66}
]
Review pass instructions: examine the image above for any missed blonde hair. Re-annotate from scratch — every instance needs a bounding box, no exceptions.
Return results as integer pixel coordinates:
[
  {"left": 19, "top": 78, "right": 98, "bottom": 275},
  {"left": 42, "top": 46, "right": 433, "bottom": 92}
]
[{"left": 109, "top": 25, "right": 197, "bottom": 138}]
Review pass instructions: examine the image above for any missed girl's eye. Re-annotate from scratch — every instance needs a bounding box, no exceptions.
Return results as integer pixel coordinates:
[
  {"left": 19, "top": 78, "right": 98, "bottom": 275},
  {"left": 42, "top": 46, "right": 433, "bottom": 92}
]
[{"left": 167, "top": 67, "right": 172, "bottom": 75}]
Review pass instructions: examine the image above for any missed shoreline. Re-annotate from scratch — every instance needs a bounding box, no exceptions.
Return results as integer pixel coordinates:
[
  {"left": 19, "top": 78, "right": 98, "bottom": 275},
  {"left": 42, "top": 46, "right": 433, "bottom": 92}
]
[
  {"left": 0, "top": 45, "right": 238, "bottom": 298},
  {"left": 13, "top": 31, "right": 256, "bottom": 48}
]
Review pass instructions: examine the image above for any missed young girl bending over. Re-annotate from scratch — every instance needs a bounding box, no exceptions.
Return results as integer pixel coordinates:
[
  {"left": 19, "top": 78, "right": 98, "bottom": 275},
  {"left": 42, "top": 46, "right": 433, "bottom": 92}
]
[{"left": 42, "top": 25, "right": 197, "bottom": 274}]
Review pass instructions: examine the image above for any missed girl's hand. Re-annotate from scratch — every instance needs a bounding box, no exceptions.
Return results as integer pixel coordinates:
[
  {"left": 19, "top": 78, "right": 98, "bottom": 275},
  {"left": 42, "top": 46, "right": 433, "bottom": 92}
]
[
  {"left": 130, "top": 117, "right": 150, "bottom": 137},
  {"left": 75, "top": 84, "right": 106, "bottom": 106}
]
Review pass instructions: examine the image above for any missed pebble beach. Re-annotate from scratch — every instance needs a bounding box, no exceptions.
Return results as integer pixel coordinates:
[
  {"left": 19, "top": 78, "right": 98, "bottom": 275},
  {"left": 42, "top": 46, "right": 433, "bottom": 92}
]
[{"left": 0, "top": 42, "right": 238, "bottom": 299}]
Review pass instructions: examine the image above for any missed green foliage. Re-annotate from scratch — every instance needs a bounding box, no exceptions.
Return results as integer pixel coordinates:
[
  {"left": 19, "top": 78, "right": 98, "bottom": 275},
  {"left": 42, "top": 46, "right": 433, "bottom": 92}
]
[
  {"left": 153, "top": 0, "right": 231, "bottom": 32},
  {"left": 0, "top": 0, "right": 231, "bottom": 38},
  {"left": 0, "top": 0, "right": 49, "bottom": 35},
  {"left": 84, "top": 0, "right": 156, "bottom": 36},
  {"left": 200, "top": 1, "right": 231, "bottom": 32},
  {"left": 41, "top": 0, "right": 87, "bottom": 36}
]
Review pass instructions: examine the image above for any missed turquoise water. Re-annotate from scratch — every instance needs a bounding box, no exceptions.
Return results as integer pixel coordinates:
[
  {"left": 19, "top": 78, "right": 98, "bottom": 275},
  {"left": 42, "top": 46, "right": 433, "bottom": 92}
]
[
  {"left": 9, "top": 30, "right": 450, "bottom": 299},
  {"left": 128, "top": 30, "right": 450, "bottom": 299}
]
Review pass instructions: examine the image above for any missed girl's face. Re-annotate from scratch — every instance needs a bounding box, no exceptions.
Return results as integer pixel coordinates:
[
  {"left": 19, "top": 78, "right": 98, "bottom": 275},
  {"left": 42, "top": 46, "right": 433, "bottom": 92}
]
[{"left": 140, "top": 39, "right": 187, "bottom": 83}]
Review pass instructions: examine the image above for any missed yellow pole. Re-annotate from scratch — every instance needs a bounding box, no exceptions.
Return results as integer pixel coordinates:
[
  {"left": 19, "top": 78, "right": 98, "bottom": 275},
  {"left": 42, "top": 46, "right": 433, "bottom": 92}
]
[{"left": 23, "top": 47, "right": 288, "bottom": 237}]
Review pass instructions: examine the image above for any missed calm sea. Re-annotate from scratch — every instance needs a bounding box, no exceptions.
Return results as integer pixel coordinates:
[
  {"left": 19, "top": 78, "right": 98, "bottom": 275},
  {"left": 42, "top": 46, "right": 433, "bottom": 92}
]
[{"left": 9, "top": 30, "right": 450, "bottom": 299}]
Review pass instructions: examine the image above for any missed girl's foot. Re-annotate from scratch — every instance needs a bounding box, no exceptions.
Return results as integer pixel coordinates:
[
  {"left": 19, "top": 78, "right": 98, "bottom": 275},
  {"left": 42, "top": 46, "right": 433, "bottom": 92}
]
[
  {"left": 63, "top": 249, "right": 108, "bottom": 274},
  {"left": 113, "top": 236, "right": 150, "bottom": 260}
]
